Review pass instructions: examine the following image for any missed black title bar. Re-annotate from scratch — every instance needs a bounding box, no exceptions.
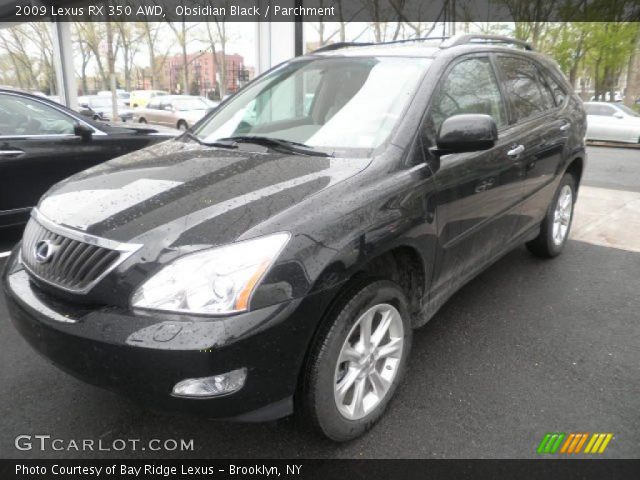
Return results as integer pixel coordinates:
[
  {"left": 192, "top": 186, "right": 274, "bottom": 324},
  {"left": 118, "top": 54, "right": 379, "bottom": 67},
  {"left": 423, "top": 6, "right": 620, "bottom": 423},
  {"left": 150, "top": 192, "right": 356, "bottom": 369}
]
[
  {"left": 3, "top": 459, "right": 640, "bottom": 480},
  {"left": 2, "top": 0, "right": 640, "bottom": 22}
]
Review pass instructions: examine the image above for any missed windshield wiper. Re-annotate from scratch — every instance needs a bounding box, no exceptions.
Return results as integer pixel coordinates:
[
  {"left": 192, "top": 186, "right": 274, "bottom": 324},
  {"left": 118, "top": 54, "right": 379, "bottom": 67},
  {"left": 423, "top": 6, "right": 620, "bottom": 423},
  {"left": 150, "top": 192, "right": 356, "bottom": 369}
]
[
  {"left": 184, "top": 131, "right": 238, "bottom": 149},
  {"left": 216, "top": 136, "right": 333, "bottom": 157}
]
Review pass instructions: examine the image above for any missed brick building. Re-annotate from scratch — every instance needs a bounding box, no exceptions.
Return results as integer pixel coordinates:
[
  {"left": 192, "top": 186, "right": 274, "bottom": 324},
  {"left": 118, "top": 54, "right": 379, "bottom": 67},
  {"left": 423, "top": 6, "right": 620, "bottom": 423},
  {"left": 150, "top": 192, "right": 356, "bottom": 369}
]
[{"left": 166, "top": 52, "right": 252, "bottom": 98}]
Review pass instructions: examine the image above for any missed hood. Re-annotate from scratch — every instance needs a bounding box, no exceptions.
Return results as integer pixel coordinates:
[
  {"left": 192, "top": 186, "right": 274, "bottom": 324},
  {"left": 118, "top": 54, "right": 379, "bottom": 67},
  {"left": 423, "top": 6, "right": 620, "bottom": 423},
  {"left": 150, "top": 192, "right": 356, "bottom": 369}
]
[{"left": 38, "top": 139, "right": 370, "bottom": 249}]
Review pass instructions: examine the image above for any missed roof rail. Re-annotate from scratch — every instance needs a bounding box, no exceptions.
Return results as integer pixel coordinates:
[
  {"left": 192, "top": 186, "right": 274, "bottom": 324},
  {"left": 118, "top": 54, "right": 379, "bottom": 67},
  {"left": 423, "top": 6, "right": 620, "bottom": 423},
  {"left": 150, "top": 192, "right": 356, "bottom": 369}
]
[
  {"left": 312, "top": 36, "right": 450, "bottom": 54},
  {"left": 312, "top": 42, "right": 374, "bottom": 53},
  {"left": 441, "top": 34, "right": 534, "bottom": 51}
]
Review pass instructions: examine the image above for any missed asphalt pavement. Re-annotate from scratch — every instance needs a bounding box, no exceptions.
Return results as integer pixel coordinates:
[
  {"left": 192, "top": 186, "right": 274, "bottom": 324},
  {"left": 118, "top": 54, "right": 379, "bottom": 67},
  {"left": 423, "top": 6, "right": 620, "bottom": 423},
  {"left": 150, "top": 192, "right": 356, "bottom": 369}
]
[{"left": 0, "top": 146, "right": 638, "bottom": 459}]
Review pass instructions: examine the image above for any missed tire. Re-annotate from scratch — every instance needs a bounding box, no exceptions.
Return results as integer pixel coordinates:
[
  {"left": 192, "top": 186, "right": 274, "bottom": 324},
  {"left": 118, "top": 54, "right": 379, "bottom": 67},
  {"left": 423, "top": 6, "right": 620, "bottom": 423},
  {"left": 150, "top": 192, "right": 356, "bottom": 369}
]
[
  {"left": 177, "top": 120, "right": 188, "bottom": 131},
  {"left": 139, "top": 118, "right": 147, "bottom": 124},
  {"left": 301, "top": 278, "right": 412, "bottom": 441},
  {"left": 526, "top": 173, "right": 576, "bottom": 258}
]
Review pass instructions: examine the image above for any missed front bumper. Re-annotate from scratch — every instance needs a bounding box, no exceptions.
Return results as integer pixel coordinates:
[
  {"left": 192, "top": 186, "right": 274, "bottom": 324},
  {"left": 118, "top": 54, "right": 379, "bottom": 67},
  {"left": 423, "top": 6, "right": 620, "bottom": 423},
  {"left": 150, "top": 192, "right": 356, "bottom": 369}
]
[{"left": 2, "top": 252, "right": 335, "bottom": 421}]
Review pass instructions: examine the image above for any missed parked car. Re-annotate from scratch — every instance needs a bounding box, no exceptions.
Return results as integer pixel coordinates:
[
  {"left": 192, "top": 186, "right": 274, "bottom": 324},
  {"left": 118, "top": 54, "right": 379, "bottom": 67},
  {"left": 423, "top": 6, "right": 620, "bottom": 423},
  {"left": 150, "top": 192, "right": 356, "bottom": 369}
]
[
  {"left": 134, "top": 95, "right": 217, "bottom": 130},
  {"left": 584, "top": 101, "right": 640, "bottom": 143},
  {"left": 78, "top": 95, "right": 134, "bottom": 122},
  {"left": 3, "top": 35, "right": 586, "bottom": 441},
  {"left": 97, "top": 90, "right": 131, "bottom": 107},
  {"left": 0, "top": 89, "right": 176, "bottom": 229},
  {"left": 130, "top": 89, "right": 168, "bottom": 108}
]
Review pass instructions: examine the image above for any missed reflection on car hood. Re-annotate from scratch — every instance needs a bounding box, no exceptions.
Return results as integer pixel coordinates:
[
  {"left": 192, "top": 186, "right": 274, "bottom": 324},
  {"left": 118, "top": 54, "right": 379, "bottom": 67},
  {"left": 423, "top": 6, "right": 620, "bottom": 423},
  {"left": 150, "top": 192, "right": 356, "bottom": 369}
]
[{"left": 38, "top": 140, "right": 370, "bottom": 247}]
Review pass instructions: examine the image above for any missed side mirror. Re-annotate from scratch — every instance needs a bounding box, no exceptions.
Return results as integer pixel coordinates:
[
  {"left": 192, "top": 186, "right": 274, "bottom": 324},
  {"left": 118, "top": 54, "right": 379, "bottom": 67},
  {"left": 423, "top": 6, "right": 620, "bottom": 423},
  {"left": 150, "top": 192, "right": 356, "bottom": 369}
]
[
  {"left": 432, "top": 114, "right": 498, "bottom": 156},
  {"left": 613, "top": 112, "right": 624, "bottom": 119},
  {"left": 74, "top": 122, "right": 94, "bottom": 141}
]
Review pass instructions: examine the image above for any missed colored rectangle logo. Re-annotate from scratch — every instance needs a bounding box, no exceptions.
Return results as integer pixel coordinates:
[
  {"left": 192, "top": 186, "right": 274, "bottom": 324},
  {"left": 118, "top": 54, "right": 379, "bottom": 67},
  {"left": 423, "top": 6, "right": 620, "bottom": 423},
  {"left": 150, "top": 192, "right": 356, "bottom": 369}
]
[{"left": 537, "top": 433, "right": 613, "bottom": 454}]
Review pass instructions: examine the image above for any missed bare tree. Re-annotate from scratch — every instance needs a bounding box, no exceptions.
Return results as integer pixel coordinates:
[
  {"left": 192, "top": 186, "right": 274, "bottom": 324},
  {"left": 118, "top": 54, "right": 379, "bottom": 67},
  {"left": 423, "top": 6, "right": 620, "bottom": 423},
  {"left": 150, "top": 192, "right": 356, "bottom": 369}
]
[
  {"left": 115, "top": 22, "right": 142, "bottom": 91},
  {"left": 137, "top": 22, "right": 166, "bottom": 89},
  {"left": 205, "top": 18, "right": 229, "bottom": 98},
  {"left": 167, "top": 18, "right": 196, "bottom": 93},
  {"left": 29, "top": 24, "right": 56, "bottom": 94},
  {"left": 106, "top": 22, "right": 118, "bottom": 121},
  {"left": 72, "top": 23, "right": 92, "bottom": 94},
  {"left": 0, "top": 26, "right": 39, "bottom": 89},
  {"left": 75, "top": 23, "right": 109, "bottom": 89}
]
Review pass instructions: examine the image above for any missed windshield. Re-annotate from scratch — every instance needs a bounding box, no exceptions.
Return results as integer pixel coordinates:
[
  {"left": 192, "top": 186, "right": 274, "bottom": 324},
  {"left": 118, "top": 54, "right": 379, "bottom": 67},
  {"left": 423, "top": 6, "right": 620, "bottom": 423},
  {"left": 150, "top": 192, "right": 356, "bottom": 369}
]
[
  {"left": 617, "top": 104, "right": 640, "bottom": 117},
  {"left": 174, "top": 97, "right": 211, "bottom": 111},
  {"left": 193, "top": 56, "right": 431, "bottom": 156}
]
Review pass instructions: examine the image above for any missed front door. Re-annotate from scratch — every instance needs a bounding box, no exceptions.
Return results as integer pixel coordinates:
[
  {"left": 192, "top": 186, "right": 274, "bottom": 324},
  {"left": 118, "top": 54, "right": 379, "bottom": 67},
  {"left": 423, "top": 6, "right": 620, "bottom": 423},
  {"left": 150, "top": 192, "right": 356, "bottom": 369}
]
[
  {"left": 0, "top": 93, "right": 115, "bottom": 227},
  {"left": 423, "top": 55, "right": 524, "bottom": 303}
]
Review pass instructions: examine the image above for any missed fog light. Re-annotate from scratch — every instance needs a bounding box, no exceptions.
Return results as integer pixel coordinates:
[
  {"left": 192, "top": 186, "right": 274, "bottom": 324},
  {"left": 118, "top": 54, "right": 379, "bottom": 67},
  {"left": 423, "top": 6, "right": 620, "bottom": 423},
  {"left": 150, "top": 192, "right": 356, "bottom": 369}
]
[{"left": 172, "top": 368, "right": 247, "bottom": 398}]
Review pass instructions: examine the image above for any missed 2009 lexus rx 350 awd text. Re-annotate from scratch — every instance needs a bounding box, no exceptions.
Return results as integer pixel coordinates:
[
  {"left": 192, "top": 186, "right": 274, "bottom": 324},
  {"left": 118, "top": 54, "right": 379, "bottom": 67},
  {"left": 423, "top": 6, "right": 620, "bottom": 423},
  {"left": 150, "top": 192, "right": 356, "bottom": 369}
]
[{"left": 3, "top": 35, "right": 586, "bottom": 441}]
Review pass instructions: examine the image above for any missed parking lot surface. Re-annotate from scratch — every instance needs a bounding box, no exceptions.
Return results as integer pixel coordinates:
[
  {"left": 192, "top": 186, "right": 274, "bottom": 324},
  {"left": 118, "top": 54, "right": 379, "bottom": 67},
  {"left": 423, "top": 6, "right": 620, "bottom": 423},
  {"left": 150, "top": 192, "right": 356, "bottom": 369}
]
[{"left": 0, "top": 146, "right": 638, "bottom": 458}]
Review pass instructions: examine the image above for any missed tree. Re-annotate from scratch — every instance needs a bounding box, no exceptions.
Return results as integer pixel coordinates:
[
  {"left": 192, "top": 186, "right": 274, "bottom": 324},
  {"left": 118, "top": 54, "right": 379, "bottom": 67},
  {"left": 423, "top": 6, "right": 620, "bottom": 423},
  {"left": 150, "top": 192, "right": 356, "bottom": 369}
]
[
  {"left": 205, "top": 18, "right": 229, "bottom": 98},
  {"left": 137, "top": 22, "right": 165, "bottom": 89},
  {"left": 167, "top": 17, "right": 196, "bottom": 93},
  {"left": 75, "top": 23, "right": 109, "bottom": 89},
  {"left": 115, "top": 22, "right": 142, "bottom": 91},
  {"left": 0, "top": 26, "right": 39, "bottom": 89}
]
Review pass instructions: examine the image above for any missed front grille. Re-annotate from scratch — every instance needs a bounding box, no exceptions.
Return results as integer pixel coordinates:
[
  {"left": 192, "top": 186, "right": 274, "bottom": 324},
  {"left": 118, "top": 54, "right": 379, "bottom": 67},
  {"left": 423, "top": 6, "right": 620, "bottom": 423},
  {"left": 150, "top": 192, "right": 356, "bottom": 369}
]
[{"left": 21, "top": 217, "right": 123, "bottom": 293}]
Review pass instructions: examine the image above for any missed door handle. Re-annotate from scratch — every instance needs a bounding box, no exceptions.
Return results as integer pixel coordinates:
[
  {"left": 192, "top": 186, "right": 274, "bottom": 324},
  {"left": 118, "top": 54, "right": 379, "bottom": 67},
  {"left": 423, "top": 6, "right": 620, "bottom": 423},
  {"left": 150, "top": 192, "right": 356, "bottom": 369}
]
[
  {"left": 560, "top": 122, "right": 571, "bottom": 132},
  {"left": 0, "top": 150, "right": 25, "bottom": 157},
  {"left": 507, "top": 145, "right": 525, "bottom": 157}
]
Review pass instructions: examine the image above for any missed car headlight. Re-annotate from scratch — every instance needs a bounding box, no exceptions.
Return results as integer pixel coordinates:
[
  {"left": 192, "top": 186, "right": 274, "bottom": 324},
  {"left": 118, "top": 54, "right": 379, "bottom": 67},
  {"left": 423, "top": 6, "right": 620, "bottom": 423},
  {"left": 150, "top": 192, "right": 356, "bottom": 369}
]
[{"left": 131, "top": 232, "right": 290, "bottom": 315}]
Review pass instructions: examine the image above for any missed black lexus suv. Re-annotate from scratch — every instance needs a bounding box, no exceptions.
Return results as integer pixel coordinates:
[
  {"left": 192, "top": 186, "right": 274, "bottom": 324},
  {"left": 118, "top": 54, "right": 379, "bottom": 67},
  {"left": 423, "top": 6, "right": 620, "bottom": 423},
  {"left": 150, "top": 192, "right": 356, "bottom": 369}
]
[{"left": 3, "top": 35, "right": 586, "bottom": 441}]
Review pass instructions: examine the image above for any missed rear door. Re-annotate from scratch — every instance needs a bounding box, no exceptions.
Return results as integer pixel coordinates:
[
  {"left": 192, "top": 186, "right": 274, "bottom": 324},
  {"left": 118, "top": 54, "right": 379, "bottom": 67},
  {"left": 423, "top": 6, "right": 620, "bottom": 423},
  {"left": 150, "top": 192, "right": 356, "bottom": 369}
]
[
  {"left": 424, "top": 55, "right": 524, "bottom": 298},
  {"left": 494, "top": 55, "right": 570, "bottom": 236},
  {"left": 159, "top": 99, "right": 176, "bottom": 127},
  {"left": 144, "top": 98, "right": 163, "bottom": 124}
]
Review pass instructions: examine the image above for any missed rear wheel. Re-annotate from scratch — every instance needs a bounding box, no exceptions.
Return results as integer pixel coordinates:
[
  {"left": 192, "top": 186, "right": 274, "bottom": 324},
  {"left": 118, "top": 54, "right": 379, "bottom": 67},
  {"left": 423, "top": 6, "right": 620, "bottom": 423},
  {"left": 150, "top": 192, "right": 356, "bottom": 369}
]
[
  {"left": 301, "top": 279, "right": 412, "bottom": 441},
  {"left": 139, "top": 118, "right": 147, "bottom": 124},
  {"left": 526, "top": 173, "right": 576, "bottom": 258},
  {"left": 177, "top": 120, "right": 188, "bottom": 131}
]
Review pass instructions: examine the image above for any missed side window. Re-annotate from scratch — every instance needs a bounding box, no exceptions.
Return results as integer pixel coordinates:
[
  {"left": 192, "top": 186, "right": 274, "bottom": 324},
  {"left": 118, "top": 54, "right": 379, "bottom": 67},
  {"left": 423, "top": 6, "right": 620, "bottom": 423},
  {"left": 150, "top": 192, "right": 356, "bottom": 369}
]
[
  {"left": 536, "top": 71, "right": 555, "bottom": 110},
  {"left": 544, "top": 73, "right": 567, "bottom": 106},
  {"left": 161, "top": 100, "right": 173, "bottom": 111},
  {"left": 0, "top": 94, "right": 75, "bottom": 136},
  {"left": 497, "top": 56, "right": 549, "bottom": 122},
  {"left": 147, "top": 99, "right": 161, "bottom": 109},
  {"left": 430, "top": 57, "right": 506, "bottom": 132}
]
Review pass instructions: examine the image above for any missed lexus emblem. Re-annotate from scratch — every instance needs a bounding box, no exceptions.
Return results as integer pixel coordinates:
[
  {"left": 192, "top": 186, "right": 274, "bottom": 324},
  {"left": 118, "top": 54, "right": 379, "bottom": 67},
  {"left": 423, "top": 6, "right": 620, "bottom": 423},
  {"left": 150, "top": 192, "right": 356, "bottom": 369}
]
[{"left": 34, "top": 240, "right": 56, "bottom": 264}]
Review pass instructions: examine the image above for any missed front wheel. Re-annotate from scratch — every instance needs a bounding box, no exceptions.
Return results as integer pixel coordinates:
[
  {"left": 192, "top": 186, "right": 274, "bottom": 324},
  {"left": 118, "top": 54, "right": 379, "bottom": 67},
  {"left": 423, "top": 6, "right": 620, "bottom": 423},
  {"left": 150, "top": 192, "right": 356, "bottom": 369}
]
[
  {"left": 139, "top": 118, "right": 147, "bottom": 124},
  {"left": 301, "top": 279, "right": 412, "bottom": 441},
  {"left": 526, "top": 173, "right": 576, "bottom": 258}
]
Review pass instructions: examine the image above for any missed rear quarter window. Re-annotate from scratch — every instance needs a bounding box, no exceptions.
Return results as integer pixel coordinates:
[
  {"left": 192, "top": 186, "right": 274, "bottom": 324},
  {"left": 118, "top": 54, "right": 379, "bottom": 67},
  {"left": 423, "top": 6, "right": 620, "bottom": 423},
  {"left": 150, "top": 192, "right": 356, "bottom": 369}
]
[{"left": 497, "top": 56, "right": 552, "bottom": 122}]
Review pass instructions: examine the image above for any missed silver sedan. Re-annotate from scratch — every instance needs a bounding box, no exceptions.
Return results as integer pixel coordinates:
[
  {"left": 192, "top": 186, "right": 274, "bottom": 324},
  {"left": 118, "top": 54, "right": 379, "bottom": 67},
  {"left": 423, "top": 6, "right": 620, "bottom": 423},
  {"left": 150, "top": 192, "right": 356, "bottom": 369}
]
[
  {"left": 584, "top": 101, "right": 640, "bottom": 144},
  {"left": 134, "top": 95, "right": 218, "bottom": 131}
]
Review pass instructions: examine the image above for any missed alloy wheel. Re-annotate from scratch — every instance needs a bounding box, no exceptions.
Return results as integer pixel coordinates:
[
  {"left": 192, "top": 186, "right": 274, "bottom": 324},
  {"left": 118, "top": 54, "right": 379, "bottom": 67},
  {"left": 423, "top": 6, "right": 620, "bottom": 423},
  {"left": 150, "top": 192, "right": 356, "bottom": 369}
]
[
  {"left": 333, "top": 303, "right": 404, "bottom": 420},
  {"left": 552, "top": 184, "right": 573, "bottom": 246}
]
